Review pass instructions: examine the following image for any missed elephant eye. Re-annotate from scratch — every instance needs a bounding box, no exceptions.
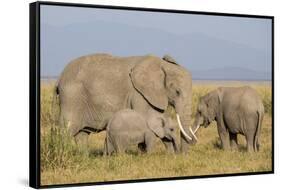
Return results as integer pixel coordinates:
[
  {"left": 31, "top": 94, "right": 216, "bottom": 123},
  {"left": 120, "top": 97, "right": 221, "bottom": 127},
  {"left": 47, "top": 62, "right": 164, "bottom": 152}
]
[
  {"left": 176, "top": 89, "right": 181, "bottom": 96},
  {"left": 170, "top": 128, "right": 174, "bottom": 131}
]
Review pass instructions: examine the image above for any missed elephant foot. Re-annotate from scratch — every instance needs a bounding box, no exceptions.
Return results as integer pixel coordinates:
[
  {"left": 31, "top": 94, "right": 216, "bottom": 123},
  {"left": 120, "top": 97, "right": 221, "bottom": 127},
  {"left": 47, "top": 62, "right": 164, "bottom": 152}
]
[
  {"left": 247, "top": 146, "right": 254, "bottom": 153},
  {"left": 220, "top": 139, "right": 231, "bottom": 151},
  {"left": 230, "top": 142, "right": 238, "bottom": 151}
]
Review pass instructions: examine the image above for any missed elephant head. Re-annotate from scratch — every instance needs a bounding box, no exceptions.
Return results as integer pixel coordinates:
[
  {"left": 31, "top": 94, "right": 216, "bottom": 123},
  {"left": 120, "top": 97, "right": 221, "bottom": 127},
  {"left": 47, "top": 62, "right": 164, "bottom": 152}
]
[
  {"left": 193, "top": 88, "right": 223, "bottom": 130},
  {"left": 147, "top": 116, "right": 179, "bottom": 153},
  {"left": 130, "top": 55, "right": 196, "bottom": 152}
]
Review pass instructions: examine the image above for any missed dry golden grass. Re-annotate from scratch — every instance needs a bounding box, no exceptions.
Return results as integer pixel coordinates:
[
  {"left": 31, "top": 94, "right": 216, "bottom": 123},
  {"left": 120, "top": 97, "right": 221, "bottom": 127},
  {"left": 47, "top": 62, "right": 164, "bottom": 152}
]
[{"left": 40, "top": 80, "right": 272, "bottom": 186}]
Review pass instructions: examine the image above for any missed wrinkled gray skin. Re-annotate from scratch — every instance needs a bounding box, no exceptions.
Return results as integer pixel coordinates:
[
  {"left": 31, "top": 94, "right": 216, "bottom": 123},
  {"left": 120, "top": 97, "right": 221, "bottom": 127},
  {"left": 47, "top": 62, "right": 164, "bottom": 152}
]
[
  {"left": 104, "top": 109, "right": 178, "bottom": 155},
  {"left": 56, "top": 53, "right": 195, "bottom": 154},
  {"left": 193, "top": 86, "right": 264, "bottom": 152}
]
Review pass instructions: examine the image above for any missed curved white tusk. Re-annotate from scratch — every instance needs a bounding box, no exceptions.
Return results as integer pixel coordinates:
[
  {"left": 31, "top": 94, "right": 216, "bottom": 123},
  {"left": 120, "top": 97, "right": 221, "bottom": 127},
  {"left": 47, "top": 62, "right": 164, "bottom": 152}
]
[
  {"left": 176, "top": 114, "right": 192, "bottom": 141},
  {"left": 189, "top": 127, "right": 198, "bottom": 141}
]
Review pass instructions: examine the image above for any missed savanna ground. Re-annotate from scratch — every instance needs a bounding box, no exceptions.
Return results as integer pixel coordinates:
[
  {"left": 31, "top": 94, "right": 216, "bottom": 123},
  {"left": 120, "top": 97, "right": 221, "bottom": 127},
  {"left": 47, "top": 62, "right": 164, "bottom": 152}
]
[{"left": 40, "top": 80, "right": 272, "bottom": 185}]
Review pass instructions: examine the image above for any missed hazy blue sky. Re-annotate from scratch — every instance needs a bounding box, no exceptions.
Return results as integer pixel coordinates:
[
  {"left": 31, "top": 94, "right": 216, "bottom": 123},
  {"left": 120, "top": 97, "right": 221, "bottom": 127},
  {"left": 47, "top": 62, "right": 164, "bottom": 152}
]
[{"left": 40, "top": 5, "right": 272, "bottom": 80}]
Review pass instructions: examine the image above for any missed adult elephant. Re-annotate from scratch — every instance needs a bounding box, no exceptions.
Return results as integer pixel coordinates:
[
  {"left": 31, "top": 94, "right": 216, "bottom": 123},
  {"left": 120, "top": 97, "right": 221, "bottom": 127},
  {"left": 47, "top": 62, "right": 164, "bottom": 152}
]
[{"left": 55, "top": 53, "right": 196, "bottom": 153}]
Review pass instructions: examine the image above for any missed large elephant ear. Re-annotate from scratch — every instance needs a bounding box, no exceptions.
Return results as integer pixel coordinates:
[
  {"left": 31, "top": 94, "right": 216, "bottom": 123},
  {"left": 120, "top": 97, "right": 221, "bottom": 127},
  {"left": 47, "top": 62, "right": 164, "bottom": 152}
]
[
  {"left": 162, "top": 54, "right": 178, "bottom": 65},
  {"left": 130, "top": 57, "right": 168, "bottom": 110},
  {"left": 147, "top": 117, "right": 165, "bottom": 138}
]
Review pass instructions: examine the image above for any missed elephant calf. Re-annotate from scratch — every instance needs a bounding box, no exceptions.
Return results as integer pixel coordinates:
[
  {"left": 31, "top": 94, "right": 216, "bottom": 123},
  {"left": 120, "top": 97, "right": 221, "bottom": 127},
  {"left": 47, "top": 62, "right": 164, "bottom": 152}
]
[
  {"left": 193, "top": 86, "right": 264, "bottom": 152},
  {"left": 104, "top": 109, "right": 178, "bottom": 155}
]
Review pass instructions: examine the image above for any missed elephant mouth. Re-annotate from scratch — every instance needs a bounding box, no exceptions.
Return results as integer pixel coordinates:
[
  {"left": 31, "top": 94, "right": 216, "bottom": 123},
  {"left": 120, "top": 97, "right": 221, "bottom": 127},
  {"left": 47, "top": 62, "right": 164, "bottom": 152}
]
[
  {"left": 162, "top": 137, "right": 178, "bottom": 153},
  {"left": 203, "top": 118, "right": 211, "bottom": 127},
  {"left": 162, "top": 136, "right": 173, "bottom": 142}
]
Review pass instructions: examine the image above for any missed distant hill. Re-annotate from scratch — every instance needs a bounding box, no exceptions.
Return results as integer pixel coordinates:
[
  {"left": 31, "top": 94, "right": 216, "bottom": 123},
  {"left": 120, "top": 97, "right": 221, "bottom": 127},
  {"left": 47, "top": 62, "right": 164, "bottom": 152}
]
[
  {"left": 41, "top": 21, "right": 271, "bottom": 81},
  {"left": 192, "top": 67, "right": 271, "bottom": 81}
]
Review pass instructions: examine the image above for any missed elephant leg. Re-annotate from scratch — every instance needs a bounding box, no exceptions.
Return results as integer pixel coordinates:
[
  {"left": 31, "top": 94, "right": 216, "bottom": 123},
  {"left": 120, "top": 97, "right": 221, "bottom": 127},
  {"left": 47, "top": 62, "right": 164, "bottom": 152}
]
[
  {"left": 245, "top": 117, "right": 258, "bottom": 152},
  {"left": 229, "top": 133, "right": 238, "bottom": 150},
  {"left": 217, "top": 125, "right": 230, "bottom": 150},
  {"left": 107, "top": 141, "right": 115, "bottom": 156},
  {"left": 103, "top": 136, "right": 110, "bottom": 156},
  {"left": 116, "top": 145, "right": 126, "bottom": 154},
  {"left": 145, "top": 133, "right": 156, "bottom": 154},
  {"left": 246, "top": 133, "right": 255, "bottom": 152},
  {"left": 145, "top": 142, "right": 154, "bottom": 154},
  {"left": 103, "top": 137, "right": 108, "bottom": 156},
  {"left": 163, "top": 141, "right": 175, "bottom": 154},
  {"left": 104, "top": 135, "right": 116, "bottom": 155},
  {"left": 256, "top": 138, "right": 260, "bottom": 152},
  {"left": 112, "top": 137, "right": 125, "bottom": 154},
  {"left": 74, "top": 131, "right": 89, "bottom": 155}
]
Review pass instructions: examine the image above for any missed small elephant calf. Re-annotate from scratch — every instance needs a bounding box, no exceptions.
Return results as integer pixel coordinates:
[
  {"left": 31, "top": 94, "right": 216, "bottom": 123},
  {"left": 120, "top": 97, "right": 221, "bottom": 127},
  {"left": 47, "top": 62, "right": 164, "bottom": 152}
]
[
  {"left": 104, "top": 109, "right": 178, "bottom": 155},
  {"left": 193, "top": 86, "right": 264, "bottom": 152}
]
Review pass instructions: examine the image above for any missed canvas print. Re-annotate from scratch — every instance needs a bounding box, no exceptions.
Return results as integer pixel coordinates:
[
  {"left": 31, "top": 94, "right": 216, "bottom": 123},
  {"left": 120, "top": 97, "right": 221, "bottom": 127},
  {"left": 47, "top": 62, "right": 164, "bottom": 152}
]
[{"left": 34, "top": 2, "right": 273, "bottom": 187}]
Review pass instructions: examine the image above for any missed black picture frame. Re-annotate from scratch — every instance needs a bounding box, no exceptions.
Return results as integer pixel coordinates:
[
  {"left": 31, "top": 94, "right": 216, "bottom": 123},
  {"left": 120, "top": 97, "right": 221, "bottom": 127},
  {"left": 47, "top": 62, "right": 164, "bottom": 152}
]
[{"left": 29, "top": 1, "right": 274, "bottom": 189}]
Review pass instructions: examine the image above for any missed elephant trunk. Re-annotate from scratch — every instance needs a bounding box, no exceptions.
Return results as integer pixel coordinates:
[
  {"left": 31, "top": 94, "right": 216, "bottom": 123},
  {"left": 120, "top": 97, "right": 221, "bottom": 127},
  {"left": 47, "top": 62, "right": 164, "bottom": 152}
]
[
  {"left": 172, "top": 138, "right": 179, "bottom": 153},
  {"left": 169, "top": 131, "right": 179, "bottom": 153},
  {"left": 175, "top": 91, "right": 193, "bottom": 153}
]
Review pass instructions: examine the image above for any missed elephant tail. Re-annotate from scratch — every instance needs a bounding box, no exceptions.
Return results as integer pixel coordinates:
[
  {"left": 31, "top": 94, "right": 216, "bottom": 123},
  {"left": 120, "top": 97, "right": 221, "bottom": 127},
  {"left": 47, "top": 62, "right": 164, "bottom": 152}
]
[
  {"left": 51, "top": 81, "right": 61, "bottom": 126},
  {"left": 254, "top": 109, "right": 263, "bottom": 152}
]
